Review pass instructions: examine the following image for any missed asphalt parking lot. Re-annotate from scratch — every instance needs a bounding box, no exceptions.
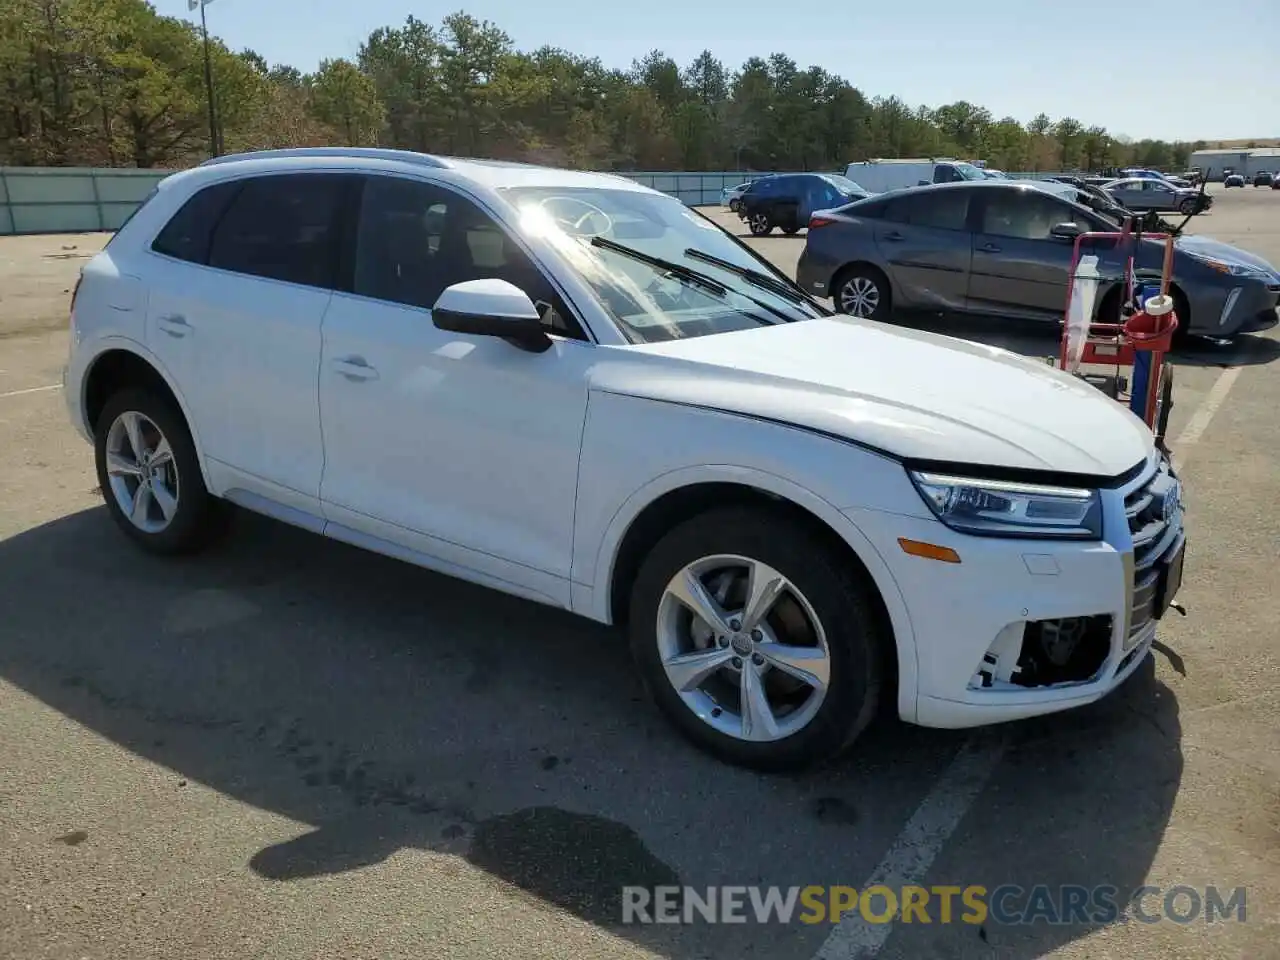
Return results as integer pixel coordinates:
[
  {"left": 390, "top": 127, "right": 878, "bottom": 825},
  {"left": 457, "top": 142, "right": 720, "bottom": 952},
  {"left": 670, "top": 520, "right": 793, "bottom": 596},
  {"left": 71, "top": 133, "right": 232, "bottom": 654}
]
[{"left": 2, "top": 183, "right": 1278, "bottom": 960}]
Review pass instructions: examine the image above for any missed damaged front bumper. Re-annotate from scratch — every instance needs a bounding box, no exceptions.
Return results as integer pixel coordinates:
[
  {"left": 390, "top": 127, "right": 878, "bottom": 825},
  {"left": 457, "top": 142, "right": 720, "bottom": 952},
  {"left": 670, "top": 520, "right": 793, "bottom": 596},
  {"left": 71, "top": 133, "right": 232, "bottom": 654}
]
[{"left": 847, "top": 450, "right": 1185, "bottom": 728}]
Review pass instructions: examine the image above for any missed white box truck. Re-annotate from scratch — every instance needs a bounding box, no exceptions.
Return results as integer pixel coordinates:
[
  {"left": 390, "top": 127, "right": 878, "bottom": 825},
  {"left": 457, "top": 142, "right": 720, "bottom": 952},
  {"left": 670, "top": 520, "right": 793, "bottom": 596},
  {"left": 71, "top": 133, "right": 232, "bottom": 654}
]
[{"left": 844, "top": 158, "right": 992, "bottom": 194}]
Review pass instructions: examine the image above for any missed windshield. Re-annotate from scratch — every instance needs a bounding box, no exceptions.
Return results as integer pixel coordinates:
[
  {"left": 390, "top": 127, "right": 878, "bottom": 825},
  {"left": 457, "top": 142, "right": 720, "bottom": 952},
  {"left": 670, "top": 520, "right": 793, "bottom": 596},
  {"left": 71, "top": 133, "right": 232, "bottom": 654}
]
[
  {"left": 954, "top": 162, "right": 989, "bottom": 181},
  {"left": 501, "top": 185, "right": 826, "bottom": 344},
  {"left": 823, "top": 174, "right": 868, "bottom": 196}
]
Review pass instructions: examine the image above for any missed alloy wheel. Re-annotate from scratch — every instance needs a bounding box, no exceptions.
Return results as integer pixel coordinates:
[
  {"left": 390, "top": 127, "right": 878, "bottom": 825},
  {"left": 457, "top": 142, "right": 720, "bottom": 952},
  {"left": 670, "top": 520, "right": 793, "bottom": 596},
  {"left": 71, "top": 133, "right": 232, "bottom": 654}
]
[
  {"left": 104, "top": 410, "right": 180, "bottom": 534},
  {"left": 839, "top": 275, "right": 881, "bottom": 317},
  {"left": 654, "top": 554, "right": 831, "bottom": 742},
  {"left": 749, "top": 213, "right": 770, "bottom": 234}
]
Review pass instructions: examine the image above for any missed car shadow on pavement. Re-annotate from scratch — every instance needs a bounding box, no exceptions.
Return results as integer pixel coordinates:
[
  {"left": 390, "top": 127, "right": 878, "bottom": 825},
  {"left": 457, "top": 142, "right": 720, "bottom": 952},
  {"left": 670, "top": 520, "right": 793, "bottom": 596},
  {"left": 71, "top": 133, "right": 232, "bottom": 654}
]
[{"left": 0, "top": 506, "right": 1183, "bottom": 959}]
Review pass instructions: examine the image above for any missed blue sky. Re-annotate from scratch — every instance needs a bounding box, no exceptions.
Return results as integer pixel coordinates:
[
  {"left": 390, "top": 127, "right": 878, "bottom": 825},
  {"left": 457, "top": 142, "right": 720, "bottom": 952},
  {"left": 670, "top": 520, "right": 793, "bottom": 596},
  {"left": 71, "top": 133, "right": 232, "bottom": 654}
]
[{"left": 183, "top": 0, "right": 1277, "bottom": 142}]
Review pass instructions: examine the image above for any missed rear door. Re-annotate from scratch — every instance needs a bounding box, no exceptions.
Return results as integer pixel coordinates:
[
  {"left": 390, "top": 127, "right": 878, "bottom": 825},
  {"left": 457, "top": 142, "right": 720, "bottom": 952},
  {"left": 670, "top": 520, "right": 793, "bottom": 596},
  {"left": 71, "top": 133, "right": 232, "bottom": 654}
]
[
  {"left": 145, "top": 172, "right": 351, "bottom": 514},
  {"left": 872, "top": 187, "right": 974, "bottom": 311},
  {"left": 968, "top": 188, "right": 1096, "bottom": 320}
]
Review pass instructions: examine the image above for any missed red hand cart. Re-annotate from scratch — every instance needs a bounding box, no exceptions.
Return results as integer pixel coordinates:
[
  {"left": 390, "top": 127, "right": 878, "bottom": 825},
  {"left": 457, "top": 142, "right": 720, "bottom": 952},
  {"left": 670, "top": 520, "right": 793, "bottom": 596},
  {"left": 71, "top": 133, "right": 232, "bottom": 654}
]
[{"left": 1057, "top": 225, "right": 1180, "bottom": 447}]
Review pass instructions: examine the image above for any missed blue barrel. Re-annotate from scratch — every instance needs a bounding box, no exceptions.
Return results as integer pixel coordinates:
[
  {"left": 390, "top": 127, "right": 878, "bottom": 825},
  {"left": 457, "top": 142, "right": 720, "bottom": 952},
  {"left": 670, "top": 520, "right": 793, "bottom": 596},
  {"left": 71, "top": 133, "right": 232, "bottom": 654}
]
[{"left": 1129, "top": 283, "right": 1157, "bottom": 419}]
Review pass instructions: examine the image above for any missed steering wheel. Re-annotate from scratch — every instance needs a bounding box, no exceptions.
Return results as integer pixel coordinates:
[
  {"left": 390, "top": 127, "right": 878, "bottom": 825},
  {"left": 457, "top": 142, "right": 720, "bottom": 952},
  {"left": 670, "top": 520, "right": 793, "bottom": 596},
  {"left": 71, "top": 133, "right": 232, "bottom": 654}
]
[{"left": 538, "top": 195, "right": 613, "bottom": 238}]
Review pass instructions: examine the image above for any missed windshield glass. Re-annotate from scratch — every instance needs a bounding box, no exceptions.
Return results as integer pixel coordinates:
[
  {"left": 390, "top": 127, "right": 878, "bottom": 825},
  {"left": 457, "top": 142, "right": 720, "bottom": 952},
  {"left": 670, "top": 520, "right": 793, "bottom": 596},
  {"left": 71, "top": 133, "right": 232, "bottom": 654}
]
[
  {"left": 954, "top": 162, "right": 989, "bottom": 180},
  {"left": 823, "top": 174, "right": 868, "bottom": 195},
  {"left": 501, "top": 185, "right": 825, "bottom": 344}
]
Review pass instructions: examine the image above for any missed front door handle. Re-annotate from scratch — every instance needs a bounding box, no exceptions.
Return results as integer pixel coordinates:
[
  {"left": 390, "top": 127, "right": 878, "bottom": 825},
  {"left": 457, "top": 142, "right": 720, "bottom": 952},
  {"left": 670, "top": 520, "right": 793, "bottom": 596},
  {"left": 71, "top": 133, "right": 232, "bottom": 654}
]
[
  {"left": 980, "top": 242, "right": 1002, "bottom": 253},
  {"left": 332, "top": 356, "right": 379, "bottom": 381},
  {"left": 882, "top": 231, "right": 905, "bottom": 242},
  {"left": 156, "top": 314, "right": 189, "bottom": 337}
]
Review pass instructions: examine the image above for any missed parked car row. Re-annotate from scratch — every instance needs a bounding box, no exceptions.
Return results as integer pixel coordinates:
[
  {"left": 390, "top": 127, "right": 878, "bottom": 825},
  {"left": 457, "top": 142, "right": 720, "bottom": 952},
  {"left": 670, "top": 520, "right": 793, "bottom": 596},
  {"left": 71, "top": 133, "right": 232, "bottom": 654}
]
[{"left": 792, "top": 179, "right": 1279, "bottom": 341}]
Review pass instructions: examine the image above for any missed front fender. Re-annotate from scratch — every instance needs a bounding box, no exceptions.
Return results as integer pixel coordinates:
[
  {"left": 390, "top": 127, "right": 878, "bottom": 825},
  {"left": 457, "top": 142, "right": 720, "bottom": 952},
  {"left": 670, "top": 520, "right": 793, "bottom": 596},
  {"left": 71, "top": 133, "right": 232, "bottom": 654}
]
[{"left": 570, "top": 392, "right": 924, "bottom": 722}]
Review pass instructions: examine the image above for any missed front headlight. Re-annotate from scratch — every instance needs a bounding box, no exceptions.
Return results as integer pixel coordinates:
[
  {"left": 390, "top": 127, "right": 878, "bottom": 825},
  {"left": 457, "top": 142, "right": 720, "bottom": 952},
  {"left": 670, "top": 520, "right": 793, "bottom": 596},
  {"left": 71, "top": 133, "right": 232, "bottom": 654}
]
[
  {"left": 908, "top": 470, "right": 1103, "bottom": 539},
  {"left": 1188, "top": 254, "right": 1272, "bottom": 280}
]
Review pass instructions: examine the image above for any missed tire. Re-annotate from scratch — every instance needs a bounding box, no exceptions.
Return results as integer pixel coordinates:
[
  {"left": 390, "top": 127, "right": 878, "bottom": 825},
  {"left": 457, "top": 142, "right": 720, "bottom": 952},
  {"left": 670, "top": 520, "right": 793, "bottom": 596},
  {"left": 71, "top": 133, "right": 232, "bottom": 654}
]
[
  {"left": 729, "top": 199, "right": 741, "bottom": 213},
  {"left": 782, "top": 225, "right": 801, "bottom": 236},
  {"left": 94, "top": 388, "right": 227, "bottom": 555},
  {"left": 627, "top": 506, "right": 888, "bottom": 772},
  {"left": 1170, "top": 288, "right": 1192, "bottom": 349},
  {"left": 747, "top": 211, "right": 773, "bottom": 236},
  {"left": 833, "top": 264, "right": 892, "bottom": 321},
  {"left": 1178, "top": 199, "right": 1197, "bottom": 216}
]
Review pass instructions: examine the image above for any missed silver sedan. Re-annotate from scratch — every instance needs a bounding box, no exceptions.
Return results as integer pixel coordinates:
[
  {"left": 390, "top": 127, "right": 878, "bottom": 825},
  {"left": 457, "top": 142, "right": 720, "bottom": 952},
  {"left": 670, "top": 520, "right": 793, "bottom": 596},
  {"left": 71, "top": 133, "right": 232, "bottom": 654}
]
[{"left": 1103, "top": 177, "right": 1208, "bottom": 215}]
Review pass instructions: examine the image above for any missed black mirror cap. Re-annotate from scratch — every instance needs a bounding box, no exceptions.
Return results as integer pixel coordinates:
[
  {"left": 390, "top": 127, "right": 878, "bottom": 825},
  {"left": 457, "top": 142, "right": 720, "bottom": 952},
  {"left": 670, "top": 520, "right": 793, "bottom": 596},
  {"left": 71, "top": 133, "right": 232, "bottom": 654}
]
[
  {"left": 1050, "top": 222, "right": 1084, "bottom": 240},
  {"left": 432, "top": 307, "right": 552, "bottom": 353}
]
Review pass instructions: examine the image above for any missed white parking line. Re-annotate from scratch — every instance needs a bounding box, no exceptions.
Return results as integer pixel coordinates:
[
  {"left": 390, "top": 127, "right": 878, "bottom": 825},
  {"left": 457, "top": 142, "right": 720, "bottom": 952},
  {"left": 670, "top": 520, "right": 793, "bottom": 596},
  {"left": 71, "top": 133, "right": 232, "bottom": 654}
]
[
  {"left": 813, "top": 364, "right": 1243, "bottom": 959},
  {"left": 1172, "top": 365, "right": 1241, "bottom": 454},
  {"left": 813, "top": 731, "right": 1009, "bottom": 960},
  {"left": 0, "top": 383, "right": 61, "bottom": 399}
]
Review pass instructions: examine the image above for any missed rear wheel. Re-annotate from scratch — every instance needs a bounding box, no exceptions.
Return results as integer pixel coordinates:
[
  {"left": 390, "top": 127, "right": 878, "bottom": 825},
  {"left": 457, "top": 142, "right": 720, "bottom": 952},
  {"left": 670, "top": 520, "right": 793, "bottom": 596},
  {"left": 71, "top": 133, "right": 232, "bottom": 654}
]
[
  {"left": 94, "top": 389, "right": 227, "bottom": 555},
  {"left": 782, "top": 224, "right": 801, "bottom": 236},
  {"left": 628, "top": 507, "right": 888, "bottom": 771},
  {"left": 833, "top": 265, "right": 891, "bottom": 321},
  {"left": 748, "top": 212, "right": 773, "bottom": 236}
]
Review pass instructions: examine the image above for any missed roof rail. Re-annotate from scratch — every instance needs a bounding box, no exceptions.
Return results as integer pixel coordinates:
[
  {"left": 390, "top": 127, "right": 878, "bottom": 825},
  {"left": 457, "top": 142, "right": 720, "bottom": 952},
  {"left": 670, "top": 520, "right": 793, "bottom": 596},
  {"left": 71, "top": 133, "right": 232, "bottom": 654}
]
[{"left": 198, "top": 147, "right": 448, "bottom": 168}]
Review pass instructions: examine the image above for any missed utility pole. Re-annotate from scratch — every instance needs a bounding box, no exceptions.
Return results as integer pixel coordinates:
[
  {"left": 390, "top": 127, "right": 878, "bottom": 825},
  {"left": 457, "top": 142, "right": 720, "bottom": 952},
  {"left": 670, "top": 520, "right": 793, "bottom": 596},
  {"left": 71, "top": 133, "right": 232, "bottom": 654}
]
[{"left": 189, "top": 0, "right": 219, "bottom": 158}]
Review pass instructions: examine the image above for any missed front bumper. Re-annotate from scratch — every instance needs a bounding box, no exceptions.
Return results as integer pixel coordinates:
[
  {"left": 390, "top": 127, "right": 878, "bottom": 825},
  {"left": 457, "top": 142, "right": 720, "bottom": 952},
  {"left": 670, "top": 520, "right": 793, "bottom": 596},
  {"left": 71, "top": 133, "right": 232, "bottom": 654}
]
[
  {"left": 1193, "top": 276, "right": 1279, "bottom": 337},
  {"left": 847, "top": 451, "right": 1184, "bottom": 728}
]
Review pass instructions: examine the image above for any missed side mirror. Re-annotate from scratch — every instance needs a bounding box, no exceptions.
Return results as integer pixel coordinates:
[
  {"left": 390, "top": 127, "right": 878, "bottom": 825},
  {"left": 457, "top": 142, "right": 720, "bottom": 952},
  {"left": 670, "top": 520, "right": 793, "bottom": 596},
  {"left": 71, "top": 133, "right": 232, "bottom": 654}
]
[
  {"left": 1050, "top": 222, "right": 1084, "bottom": 240},
  {"left": 432, "top": 279, "right": 552, "bottom": 354}
]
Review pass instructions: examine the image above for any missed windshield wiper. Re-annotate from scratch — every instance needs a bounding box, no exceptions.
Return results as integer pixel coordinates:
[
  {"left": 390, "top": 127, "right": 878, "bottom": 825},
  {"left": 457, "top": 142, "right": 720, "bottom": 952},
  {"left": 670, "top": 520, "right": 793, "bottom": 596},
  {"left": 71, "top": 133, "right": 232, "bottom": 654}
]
[
  {"left": 590, "top": 236, "right": 727, "bottom": 295},
  {"left": 682, "top": 247, "right": 816, "bottom": 307},
  {"left": 589, "top": 236, "right": 795, "bottom": 324}
]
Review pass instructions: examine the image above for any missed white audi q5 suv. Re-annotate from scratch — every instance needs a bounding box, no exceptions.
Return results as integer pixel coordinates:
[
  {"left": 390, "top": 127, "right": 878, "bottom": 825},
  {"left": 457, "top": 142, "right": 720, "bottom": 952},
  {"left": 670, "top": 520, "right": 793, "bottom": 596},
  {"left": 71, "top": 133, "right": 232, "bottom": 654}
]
[{"left": 64, "top": 148, "right": 1186, "bottom": 770}]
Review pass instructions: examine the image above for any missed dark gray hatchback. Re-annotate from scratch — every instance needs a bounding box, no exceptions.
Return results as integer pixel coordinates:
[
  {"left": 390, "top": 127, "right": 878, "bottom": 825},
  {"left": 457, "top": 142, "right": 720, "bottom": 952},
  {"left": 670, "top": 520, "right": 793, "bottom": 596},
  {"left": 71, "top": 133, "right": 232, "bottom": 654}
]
[{"left": 795, "top": 181, "right": 1280, "bottom": 340}]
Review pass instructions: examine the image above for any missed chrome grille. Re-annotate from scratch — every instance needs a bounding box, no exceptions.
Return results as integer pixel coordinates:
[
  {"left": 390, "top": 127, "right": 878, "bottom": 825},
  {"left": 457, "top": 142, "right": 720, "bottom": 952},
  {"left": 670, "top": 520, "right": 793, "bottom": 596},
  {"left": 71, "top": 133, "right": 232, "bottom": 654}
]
[{"left": 1123, "top": 454, "right": 1184, "bottom": 642}]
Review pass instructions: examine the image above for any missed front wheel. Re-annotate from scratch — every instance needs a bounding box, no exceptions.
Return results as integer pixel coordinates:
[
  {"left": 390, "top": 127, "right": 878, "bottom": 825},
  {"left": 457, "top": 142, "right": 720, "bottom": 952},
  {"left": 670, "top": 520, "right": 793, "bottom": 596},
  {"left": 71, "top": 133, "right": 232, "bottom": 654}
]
[
  {"left": 833, "top": 265, "right": 892, "bottom": 321},
  {"left": 1179, "top": 198, "right": 1198, "bottom": 215},
  {"left": 747, "top": 212, "right": 773, "bottom": 236},
  {"left": 628, "top": 507, "right": 888, "bottom": 771}
]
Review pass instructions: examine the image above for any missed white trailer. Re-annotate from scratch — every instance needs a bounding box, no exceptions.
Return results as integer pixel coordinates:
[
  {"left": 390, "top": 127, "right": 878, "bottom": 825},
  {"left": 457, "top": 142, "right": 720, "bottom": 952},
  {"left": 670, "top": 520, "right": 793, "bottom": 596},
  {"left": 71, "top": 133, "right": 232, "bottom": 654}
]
[{"left": 843, "top": 157, "right": 990, "bottom": 194}]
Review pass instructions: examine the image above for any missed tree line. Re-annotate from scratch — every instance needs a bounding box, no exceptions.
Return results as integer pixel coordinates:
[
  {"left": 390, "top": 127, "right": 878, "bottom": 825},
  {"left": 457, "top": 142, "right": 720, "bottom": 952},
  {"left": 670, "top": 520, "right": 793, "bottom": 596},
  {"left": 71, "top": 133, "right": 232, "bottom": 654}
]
[{"left": 1, "top": 0, "right": 1205, "bottom": 173}]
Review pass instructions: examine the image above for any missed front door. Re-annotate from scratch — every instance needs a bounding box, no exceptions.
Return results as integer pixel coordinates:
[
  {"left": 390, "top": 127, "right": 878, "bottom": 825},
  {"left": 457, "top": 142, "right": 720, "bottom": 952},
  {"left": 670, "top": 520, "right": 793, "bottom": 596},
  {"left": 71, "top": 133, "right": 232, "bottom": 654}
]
[
  {"left": 968, "top": 189, "right": 1094, "bottom": 321},
  {"left": 317, "top": 174, "right": 593, "bottom": 608}
]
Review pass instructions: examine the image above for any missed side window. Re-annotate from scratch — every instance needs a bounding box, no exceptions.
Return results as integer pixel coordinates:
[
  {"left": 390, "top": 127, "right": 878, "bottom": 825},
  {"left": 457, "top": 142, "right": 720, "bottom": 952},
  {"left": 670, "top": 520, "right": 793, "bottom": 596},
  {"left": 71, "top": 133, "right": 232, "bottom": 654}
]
[
  {"left": 207, "top": 174, "right": 344, "bottom": 288},
  {"left": 981, "top": 191, "right": 1087, "bottom": 240},
  {"left": 882, "top": 190, "right": 969, "bottom": 230},
  {"left": 933, "top": 165, "right": 958, "bottom": 184},
  {"left": 353, "top": 176, "right": 587, "bottom": 340},
  {"left": 150, "top": 180, "right": 242, "bottom": 264}
]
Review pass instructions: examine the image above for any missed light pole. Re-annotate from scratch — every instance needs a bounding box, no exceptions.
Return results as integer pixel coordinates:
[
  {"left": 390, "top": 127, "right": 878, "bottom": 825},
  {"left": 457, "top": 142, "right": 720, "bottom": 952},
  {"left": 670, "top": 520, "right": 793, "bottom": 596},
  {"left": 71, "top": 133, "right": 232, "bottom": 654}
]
[{"left": 188, "top": 0, "right": 219, "bottom": 158}]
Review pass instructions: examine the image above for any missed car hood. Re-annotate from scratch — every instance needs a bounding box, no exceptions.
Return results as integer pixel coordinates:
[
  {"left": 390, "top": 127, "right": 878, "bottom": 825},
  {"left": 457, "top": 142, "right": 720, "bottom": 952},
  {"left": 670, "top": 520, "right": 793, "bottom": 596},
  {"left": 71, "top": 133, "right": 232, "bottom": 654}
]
[
  {"left": 1176, "top": 234, "right": 1278, "bottom": 273},
  {"left": 598, "top": 317, "right": 1153, "bottom": 478}
]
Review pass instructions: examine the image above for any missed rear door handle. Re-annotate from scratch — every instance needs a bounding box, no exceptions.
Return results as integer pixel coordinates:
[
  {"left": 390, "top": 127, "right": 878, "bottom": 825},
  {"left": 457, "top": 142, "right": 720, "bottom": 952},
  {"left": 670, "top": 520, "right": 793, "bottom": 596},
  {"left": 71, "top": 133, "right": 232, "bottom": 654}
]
[
  {"left": 882, "top": 231, "right": 905, "bottom": 242},
  {"left": 156, "top": 314, "right": 189, "bottom": 337},
  {"left": 332, "top": 355, "right": 379, "bottom": 381},
  {"left": 980, "top": 242, "right": 1002, "bottom": 253}
]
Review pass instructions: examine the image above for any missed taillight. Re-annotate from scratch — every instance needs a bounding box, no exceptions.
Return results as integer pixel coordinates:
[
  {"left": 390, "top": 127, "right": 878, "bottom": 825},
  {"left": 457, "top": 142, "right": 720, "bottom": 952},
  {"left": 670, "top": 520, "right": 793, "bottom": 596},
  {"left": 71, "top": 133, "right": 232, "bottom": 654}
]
[{"left": 809, "top": 214, "right": 838, "bottom": 230}]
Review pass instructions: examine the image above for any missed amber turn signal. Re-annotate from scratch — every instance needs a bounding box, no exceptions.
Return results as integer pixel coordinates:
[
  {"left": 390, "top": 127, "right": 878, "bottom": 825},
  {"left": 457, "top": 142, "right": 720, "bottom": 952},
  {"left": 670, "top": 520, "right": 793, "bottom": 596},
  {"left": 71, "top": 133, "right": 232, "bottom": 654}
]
[{"left": 897, "top": 538, "right": 961, "bottom": 563}]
